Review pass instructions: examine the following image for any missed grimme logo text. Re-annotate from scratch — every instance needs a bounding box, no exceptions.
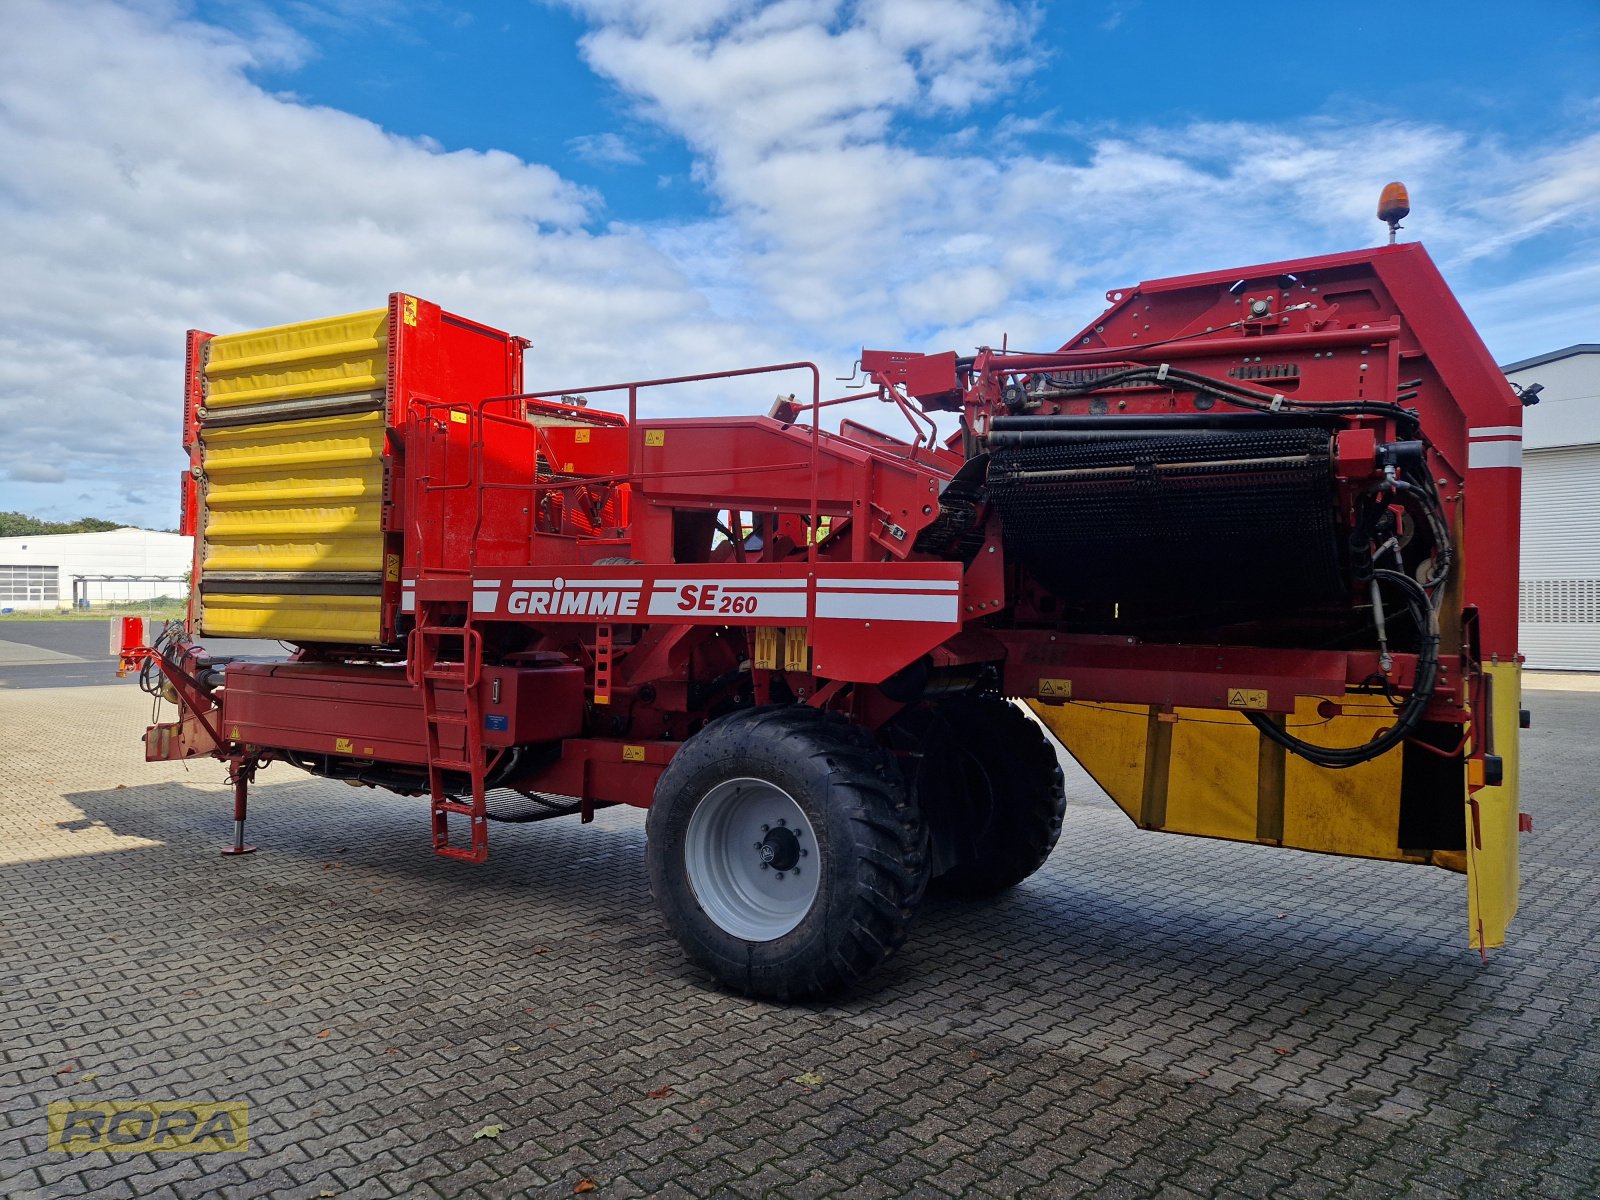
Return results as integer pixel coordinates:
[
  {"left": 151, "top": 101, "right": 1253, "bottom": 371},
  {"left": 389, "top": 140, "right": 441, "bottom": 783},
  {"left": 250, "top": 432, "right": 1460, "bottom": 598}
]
[
  {"left": 48, "top": 1101, "right": 249, "bottom": 1153},
  {"left": 504, "top": 577, "right": 641, "bottom": 617}
]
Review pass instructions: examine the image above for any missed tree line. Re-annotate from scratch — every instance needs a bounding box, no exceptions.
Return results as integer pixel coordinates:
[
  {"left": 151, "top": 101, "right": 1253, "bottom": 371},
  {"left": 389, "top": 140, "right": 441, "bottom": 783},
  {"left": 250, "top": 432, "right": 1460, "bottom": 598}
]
[{"left": 0, "top": 512, "right": 131, "bottom": 537}]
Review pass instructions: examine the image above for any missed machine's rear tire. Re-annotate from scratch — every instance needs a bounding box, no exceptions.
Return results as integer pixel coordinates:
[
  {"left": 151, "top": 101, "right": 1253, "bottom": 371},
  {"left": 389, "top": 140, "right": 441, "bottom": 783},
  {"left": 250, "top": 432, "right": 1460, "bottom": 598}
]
[
  {"left": 646, "top": 706, "right": 929, "bottom": 1000},
  {"left": 913, "top": 694, "right": 1066, "bottom": 898}
]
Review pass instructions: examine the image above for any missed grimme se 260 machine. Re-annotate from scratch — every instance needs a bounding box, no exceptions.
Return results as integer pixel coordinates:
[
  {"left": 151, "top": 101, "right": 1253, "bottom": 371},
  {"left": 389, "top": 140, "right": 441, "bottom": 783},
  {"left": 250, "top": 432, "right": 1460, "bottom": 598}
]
[{"left": 124, "top": 212, "right": 1527, "bottom": 999}]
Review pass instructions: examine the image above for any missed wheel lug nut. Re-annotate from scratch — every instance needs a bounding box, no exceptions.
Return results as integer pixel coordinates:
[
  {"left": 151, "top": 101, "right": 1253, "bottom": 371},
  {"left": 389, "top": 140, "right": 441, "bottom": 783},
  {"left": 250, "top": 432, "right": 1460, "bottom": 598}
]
[
  {"left": 791, "top": 866, "right": 800, "bottom": 876},
  {"left": 800, "top": 849, "right": 808, "bottom": 857},
  {"left": 761, "top": 862, "right": 770, "bottom": 870},
  {"left": 777, "top": 818, "right": 786, "bottom": 826},
  {"left": 761, "top": 824, "right": 770, "bottom": 832},
  {"left": 775, "top": 872, "right": 785, "bottom": 880}
]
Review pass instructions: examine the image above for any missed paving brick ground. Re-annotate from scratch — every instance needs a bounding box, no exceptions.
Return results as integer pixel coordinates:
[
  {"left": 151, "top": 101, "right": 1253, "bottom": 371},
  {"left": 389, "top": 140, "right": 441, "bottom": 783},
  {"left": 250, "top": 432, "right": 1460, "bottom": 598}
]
[{"left": 2, "top": 682, "right": 1597, "bottom": 1199}]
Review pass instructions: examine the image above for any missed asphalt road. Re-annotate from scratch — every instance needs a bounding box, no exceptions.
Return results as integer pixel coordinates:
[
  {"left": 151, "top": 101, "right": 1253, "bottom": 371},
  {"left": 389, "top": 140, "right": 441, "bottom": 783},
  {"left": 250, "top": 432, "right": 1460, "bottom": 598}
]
[
  {"left": 1, "top": 677, "right": 1596, "bottom": 1198},
  {"left": 0, "top": 621, "right": 270, "bottom": 689}
]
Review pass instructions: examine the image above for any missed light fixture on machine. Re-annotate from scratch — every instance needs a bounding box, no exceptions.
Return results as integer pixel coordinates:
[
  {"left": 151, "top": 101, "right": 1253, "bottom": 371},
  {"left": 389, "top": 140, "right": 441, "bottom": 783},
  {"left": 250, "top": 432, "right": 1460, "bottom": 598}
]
[{"left": 1378, "top": 181, "right": 1411, "bottom": 244}]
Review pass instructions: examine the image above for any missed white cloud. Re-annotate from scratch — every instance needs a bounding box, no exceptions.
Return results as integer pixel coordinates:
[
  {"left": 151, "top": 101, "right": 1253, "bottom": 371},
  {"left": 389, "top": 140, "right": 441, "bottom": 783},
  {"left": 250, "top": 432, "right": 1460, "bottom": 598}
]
[
  {"left": 568, "top": 131, "right": 644, "bottom": 166},
  {"left": 0, "top": 0, "right": 790, "bottom": 525},
  {"left": 6, "top": 464, "right": 69, "bottom": 485},
  {"left": 565, "top": 0, "right": 1600, "bottom": 356}
]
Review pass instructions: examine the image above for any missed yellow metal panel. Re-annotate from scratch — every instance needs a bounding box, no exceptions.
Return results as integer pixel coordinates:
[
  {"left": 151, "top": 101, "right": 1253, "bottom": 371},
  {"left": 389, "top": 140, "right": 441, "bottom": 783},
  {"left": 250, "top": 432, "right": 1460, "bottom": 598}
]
[
  {"left": 1468, "top": 662, "right": 1521, "bottom": 949},
  {"left": 1031, "top": 695, "right": 1423, "bottom": 864},
  {"left": 1028, "top": 701, "right": 1148, "bottom": 825},
  {"left": 1164, "top": 709, "right": 1258, "bottom": 842},
  {"left": 204, "top": 309, "right": 388, "bottom": 410},
  {"left": 199, "top": 411, "right": 386, "bottom": 578},
  {"left": 200, "top": 593, "right": 381, "bottom": 644},
  {"left": 1281, "top": 694, "right": 1408, "bottom": 860}
]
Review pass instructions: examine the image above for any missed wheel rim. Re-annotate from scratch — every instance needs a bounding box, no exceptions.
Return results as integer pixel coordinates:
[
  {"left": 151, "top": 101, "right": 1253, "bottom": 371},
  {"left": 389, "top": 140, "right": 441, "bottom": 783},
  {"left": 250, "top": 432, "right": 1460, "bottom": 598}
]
[{"left": 684, "top": 777, "right": 820, "bottom": 942}]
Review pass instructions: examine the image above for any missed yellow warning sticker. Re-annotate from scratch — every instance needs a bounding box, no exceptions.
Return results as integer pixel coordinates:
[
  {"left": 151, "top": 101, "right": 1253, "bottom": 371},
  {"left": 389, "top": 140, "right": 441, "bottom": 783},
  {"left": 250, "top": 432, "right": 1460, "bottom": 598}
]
[
  {"left": 335, "top": 737, "right": 354, "bottom": 753},
  {"left": 450, "top": 411, "right": 468, "bottom": 424},
  {"left": 1226, "top": 688, "right": 1269, "bottom": 710},
  {"left": 385, "top": 553, "right": 401, "bottom": 582},
  {"left": 1038, "top": 678, "right": 1072, "bottom": 699},
  {"left": 644, "top": 429, "right": 665, "bottom": 447},
  {"left": 574, "top": 428, "right": 591, "bottom": 443},
  {"left": 401, "top": 295, "right": 418, "bottom": 327},
  {"left": 622, "top": 744, "right": 646, "bottom": 762},
  {"left": 229, "top": 725, "right": 242, "bottom": 741}
]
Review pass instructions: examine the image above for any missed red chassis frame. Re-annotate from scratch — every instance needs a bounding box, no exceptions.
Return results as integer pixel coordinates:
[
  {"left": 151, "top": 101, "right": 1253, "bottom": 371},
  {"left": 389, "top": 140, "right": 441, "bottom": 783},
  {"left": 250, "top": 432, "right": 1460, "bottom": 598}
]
[{"left": 140, "top": 242, "right": 1520, "bottom": 865}]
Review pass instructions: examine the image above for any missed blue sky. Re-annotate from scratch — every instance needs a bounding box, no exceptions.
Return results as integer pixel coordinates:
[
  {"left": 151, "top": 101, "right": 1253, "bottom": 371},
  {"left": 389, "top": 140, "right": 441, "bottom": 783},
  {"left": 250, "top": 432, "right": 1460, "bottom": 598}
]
[{"left": 2, "top": 0, "right": 1598, "bottom": 526}]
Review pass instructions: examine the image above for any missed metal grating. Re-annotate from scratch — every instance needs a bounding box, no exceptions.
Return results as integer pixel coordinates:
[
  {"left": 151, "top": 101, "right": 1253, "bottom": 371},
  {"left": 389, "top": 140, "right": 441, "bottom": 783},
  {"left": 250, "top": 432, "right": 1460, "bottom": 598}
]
[{"left": 988, "top": 423, "right": 1342, "bottom": 620}]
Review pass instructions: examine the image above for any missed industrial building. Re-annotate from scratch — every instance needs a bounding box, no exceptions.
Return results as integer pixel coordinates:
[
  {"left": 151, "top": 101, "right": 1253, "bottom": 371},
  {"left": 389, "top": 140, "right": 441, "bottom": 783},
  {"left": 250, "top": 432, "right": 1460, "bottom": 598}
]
[
  {"left": 1504, "top": 344, "right": 1600, "bottom": 671},
  {"left": 0, "top": 528, "right": 191, "bottom": 611}
]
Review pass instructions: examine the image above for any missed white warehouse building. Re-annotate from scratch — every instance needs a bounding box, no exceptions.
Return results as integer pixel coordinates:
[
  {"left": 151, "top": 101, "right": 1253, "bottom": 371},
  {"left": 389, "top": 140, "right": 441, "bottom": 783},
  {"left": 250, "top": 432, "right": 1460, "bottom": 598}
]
[
  {"left": 0, "top": 529, "right": 192, "bottom": 612},
  {"left": 1503, "top": 344, "right": 1600, "bottom": 671}
]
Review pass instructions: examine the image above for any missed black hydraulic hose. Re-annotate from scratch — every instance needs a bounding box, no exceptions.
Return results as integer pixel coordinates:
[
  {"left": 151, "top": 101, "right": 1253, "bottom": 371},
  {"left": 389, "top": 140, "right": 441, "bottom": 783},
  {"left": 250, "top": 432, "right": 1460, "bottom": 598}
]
[
  {"left": 1010, "top": 363, "right": 1425, "bottom": 436},
  {"left": 1245, "top": 569, "right": 1441, "bottom": 769}
]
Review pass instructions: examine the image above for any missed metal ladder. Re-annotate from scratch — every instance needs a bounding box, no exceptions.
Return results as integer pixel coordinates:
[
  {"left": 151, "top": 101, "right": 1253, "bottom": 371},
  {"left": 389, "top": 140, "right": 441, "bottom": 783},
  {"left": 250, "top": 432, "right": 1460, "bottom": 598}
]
[{"left": 411, "top": 612, "right": 489, "bottom": 863}]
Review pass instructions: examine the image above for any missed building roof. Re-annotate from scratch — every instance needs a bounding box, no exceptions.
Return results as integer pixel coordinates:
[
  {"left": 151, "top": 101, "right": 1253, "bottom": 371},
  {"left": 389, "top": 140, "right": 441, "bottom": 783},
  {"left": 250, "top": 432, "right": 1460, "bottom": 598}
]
[{"left": 1500, "top": 344, "right": 1600, "bottom": 374}]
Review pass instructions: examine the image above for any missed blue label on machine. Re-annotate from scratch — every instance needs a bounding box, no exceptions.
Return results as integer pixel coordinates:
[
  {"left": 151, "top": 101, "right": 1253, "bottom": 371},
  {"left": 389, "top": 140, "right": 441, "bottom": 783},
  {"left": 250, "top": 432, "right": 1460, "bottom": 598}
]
[{"left": 484, "top": 714, "right": 509, "bottom": 732}]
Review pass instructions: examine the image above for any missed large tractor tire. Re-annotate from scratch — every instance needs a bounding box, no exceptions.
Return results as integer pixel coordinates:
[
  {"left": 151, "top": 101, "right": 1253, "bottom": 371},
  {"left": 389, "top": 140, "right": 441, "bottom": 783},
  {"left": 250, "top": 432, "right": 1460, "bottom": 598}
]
[
  {"left": 912, "top": 693, "right": 1067, "bottom": 898},
  {"left": 646, "top": 706, "right": 929, "bottom": 1000}
]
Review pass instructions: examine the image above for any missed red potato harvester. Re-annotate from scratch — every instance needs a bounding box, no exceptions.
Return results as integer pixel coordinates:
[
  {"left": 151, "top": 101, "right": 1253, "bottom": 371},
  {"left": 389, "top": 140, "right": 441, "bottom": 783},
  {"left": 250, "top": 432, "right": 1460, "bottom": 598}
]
[{"left": 121, "top": 193, "right": 1528, "bottom": 999}]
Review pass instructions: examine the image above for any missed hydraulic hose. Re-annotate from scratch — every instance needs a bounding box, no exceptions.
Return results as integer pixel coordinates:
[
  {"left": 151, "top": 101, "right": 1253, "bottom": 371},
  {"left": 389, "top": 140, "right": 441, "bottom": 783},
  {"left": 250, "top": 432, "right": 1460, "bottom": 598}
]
[
  {"left": 1245, "top": 569, "right": 1441, "bottom": 769},
  {"left": 1009, "top": 363, "right": 1426, "bottom": 436}
]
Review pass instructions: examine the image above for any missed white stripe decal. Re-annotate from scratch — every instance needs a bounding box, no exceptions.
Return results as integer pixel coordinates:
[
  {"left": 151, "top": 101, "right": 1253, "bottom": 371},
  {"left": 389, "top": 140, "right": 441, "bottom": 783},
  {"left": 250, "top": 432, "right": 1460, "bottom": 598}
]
[
  {"left": 817, "top": 578, "right": 961, "bottom": 591},
  {"left": 816, "top": 593, "right": 959, "bottom": 623},
  {"left": 657, "top": 578, "right": 806, "bottom": 590},
  {"left": 1469, "top": 426, "right": 1523, "bottom": 439},
  {"left": 511, "top": 579, "right": 552, "bottom": 588},
  {"left": 1468, "top": 441, "right": 1523, "bottom": 469},
  {"left": 472, "top": 593, "right": 498, "bottom": 613},
  {"left": 473, "top": 580, "right": 498, "bottom": 588},
  {"left": 401, "top": 592, "right": 415, "bottom": 612}
]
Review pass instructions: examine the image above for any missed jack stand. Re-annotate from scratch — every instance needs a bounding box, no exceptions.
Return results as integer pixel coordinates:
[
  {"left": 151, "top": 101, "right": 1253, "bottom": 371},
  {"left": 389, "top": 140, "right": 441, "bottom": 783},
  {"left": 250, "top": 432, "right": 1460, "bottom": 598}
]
[{"left": 222, "top": 759, "right": 258, "bottom": 856}]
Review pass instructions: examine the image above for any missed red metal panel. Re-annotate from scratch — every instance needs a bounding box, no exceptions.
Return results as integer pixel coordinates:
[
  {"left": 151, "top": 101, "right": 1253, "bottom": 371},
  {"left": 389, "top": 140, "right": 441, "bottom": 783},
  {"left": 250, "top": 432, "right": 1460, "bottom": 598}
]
[
  {"left": 537, "top": 424, "right": 629, "bottom": 476},
  {"left": 224, "top": 663, "right": 434, "bottom": 764},
  {"left": 997, "top": 634, "right": 1353, "bottom": 713},
  {"left": 222, "top": 662, "right": 584, "bottom": 764},
  {"left": 389, "top": 294, "right": 528, "bottom": 597},
  {"left": 481, "top": 664, "right": 586, "bottom": 743}
]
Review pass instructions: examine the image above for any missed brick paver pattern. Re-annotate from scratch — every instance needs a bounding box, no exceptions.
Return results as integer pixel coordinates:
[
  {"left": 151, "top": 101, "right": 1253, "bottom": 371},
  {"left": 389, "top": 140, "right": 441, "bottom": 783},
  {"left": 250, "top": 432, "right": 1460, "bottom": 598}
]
[{"left": 2, "top": 684, "right": 1597, "bottom": 1198}]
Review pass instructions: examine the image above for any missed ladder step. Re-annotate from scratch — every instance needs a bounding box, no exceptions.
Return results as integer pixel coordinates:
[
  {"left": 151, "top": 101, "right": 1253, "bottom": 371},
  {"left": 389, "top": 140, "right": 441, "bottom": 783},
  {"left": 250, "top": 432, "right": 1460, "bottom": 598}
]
[
  {"left": 416, "top": 604, "right": 486, "bottom": 863},
  {"left": 436, "top": 843, "right": 488, "bottom": 864},
  {"left": 433, "top": 800, "right": 481, "bottom": 817}
]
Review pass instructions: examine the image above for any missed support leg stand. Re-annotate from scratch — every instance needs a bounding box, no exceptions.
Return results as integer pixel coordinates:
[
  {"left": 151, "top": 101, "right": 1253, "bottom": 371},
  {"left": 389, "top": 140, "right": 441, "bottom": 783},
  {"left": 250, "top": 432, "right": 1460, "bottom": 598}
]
[{"left": 222, "top": 762, "right": 258, "bottom": 856}]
